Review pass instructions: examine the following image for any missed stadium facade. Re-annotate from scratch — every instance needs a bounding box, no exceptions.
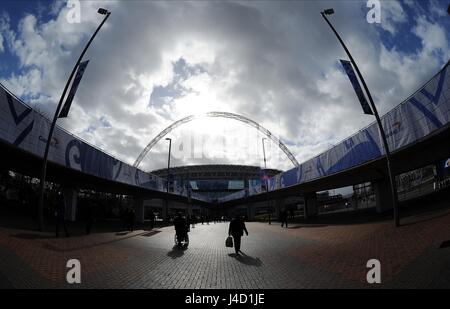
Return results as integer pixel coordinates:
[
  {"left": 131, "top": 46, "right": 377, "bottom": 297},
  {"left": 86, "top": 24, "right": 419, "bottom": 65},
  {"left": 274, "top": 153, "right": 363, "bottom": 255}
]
[{"left": 151, "top": 164, "right": 281, "bottom": 202}]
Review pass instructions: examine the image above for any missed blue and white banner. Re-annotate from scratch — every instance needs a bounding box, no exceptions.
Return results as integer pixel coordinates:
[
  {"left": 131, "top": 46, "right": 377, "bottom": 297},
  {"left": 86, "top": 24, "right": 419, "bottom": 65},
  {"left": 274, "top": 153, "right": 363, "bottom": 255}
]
[
  {"left": 221, "top": 61, "right": 450, "bottom": 199},
  {"left": 248, "top": 179, "right": 262, "bottom": 195},
  {"left": 340, "top": 59, "right": 373, "bottom": 115},
  {"left": 59, "top": 60, "right": 89, "bottom": 118},
  {"left": 1, "top": 61, "right": 449, "bottom": 203},
  {"left": 0, "top": 86, "right": 168, "bottom": 195},
  {"left": 218, "top": 189, "right": 246, "bottom": 202}
]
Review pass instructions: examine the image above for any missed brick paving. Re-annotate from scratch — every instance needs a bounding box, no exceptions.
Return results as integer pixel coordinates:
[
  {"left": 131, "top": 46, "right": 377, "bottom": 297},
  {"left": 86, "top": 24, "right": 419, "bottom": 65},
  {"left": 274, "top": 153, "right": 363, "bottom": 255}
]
[{"left": 0, "top": 207, "right": 449, "bottom": 289}]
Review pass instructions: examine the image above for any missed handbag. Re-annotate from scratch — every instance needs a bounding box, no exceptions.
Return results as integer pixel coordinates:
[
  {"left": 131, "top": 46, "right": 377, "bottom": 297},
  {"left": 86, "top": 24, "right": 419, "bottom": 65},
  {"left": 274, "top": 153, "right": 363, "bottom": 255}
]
[{"left": 225, "top": 236, "right": 233, "bottom": 247}]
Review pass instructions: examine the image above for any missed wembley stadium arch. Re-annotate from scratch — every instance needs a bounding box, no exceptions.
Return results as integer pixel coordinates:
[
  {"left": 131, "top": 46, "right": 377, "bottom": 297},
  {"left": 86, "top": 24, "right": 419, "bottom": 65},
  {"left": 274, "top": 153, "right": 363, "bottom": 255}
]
[{"left": 133, "top": 111, "right": 300, "bottom": 169}]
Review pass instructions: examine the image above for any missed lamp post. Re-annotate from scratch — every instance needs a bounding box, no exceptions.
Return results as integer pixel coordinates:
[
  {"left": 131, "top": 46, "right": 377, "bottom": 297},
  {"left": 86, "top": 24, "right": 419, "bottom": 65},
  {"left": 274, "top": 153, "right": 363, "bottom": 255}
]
[
  {"left": 321, "top": 8, "right": 400, "bottom": 226},
  {"left": 262, "top": 137, "right": 267, "bottom": 170},
  {"left": 37, "top": 8, "right": 111, "bottom": 231},
  {"left": 262, "top": 138, "right": 271, "bottom": 224},
  {"left": 165, "top": 137, "right": 172, "bottom": 223}
]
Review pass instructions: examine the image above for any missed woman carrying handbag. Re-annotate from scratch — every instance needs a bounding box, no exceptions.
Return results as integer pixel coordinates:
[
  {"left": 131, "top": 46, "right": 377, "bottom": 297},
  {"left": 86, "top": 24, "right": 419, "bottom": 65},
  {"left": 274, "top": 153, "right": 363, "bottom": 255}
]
[{"left": 228, "top": 215, "right": 249, "bottom": 256}]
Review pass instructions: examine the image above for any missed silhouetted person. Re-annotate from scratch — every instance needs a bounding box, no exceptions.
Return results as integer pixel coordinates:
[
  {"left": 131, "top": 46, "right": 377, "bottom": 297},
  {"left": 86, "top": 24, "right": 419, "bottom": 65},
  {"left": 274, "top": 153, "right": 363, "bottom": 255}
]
[
  {"left": 201, "top": 215, "right": 204, "bottom": 225},
  {"left": 174, "top": 212, "right": 188, "bottom": 246},
  {"left": 55, "top": 193, "right": 69, "bottom": 238},
  {"left": 149, "top": 210, "right": 155, "bottom": 229},
  {"left": 281, "top": 209, "right": 288, "bottom": 228},
  {"left": 228, "top": 215, "right": 248, "bottom": 256},
  {"left": 186, "top": 214, "right": 192, "bottom": 231}
]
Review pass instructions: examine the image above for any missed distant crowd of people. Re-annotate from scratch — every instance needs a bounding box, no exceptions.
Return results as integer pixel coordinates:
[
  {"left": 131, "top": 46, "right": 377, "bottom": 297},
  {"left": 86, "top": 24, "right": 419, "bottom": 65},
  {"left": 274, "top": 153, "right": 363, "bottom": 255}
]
[
  {"left": 167, "top": 214, "right": 229, "bottom": 225},
  {"left": 0, "top": 170, "right": 39, "bottom": 215},
  {"left": 2, "top": 170, "right": 298, "bottom": 250}
]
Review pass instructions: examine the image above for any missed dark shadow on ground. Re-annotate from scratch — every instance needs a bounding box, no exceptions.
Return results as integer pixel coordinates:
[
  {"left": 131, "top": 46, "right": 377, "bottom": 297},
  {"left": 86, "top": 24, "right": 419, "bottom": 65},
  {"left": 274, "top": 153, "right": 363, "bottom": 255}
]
[
  {"left": 168, "top": 245, "right": 188, "bottom": 258},
  {"left": 439, "top": 240, "right": 450, "bottom": 249},
  {"left": 12, "top": 233, "right": 53, "bottom": 240},
  {"left": 0, "top": 204, "right": 167, "bottom": 235},
  {"left": 287, "top": 224, "right": 328, "bottom": 229},
  {"left": 401, "top": 210, "right": 450, "bottom": 227},
  {"left": 41, "top": 230, "right": 151, "bottom": 252},
  {"left": 0, "top": 270, "right": 14, "bottom": 289},
  {"left": 229, "top": 252, "right": 263, "bottom": 267},
  {"left": 140, "top": 231, "right": 161, "bottom": 237}
]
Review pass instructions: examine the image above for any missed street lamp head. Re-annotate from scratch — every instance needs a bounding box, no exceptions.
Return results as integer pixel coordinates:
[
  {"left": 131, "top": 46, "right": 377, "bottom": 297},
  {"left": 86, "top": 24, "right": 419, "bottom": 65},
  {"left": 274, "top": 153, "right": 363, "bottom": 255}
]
[
  {"left": 165, "top": 137, "right": 172, "bottom": 141},
  {"left": 323, "top": 8, "right": 334, "bottom": 15},
  {"left": 97, "top": 8, "right": 110, "bottom": 15}
]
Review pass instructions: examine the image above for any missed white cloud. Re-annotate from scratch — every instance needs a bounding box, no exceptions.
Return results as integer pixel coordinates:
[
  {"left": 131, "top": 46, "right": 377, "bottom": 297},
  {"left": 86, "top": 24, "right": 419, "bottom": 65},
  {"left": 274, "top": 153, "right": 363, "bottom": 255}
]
[
  {"left": 379, "top": 0, "right": 407, "bottom": 35},
  {"left": 429, "top": 0, "right": 449, "bottom": 17},
  {"left": 377, "top": 13, "right": 449, "bottom": 103},
  {"left": 50, "top": 0, "right": 66, "bottom": 17},
  {"left": 0, "top": 13, "right": 10, "bottom": 52},
  {"left": 0, "top": 0, "right": 448, "bottom": 173},
  {"left": 413, "top": 16, "right": 449, "bottom": 55}
]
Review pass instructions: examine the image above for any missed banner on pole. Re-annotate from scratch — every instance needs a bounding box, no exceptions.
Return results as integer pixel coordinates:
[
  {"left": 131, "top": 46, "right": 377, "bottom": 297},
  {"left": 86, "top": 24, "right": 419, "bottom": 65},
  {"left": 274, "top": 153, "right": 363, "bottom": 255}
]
[
  {"left": 59, "top": 60, "right": 90, "bottom": 118},
  {"left": 340, "top": 59, "right": 373, "bottom": 115}
]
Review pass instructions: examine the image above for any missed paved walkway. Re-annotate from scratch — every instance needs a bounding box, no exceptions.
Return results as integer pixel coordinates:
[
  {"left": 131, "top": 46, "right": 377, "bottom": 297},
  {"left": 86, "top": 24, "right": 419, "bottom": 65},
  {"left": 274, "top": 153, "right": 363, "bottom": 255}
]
[{"left": 0, "top": 207, "right": 449, "bottom": 288}]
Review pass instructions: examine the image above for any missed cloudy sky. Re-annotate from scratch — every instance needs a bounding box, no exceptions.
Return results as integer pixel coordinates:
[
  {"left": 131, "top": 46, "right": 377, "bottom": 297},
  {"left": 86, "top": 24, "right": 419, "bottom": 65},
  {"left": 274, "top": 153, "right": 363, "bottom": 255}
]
[{"left": 0, "top": 0, "right": 449, "bottom": 173}]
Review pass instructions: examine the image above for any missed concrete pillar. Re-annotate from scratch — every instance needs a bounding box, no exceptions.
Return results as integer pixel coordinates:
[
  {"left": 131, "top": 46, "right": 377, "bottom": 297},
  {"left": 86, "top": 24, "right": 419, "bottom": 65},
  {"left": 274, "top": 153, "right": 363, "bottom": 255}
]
[
  {"left": 304, "top": 192, "right": 318, "bottom": 219},
  {"left": 134, "top": 197, "right": 145, "bottom": 224},
  {"left": 63, "top": 188, "right": 77, "bottom": 222},
  {"left": 372, "top": 179, "right": 393, "bottom": 213}
]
